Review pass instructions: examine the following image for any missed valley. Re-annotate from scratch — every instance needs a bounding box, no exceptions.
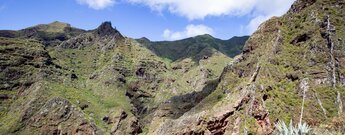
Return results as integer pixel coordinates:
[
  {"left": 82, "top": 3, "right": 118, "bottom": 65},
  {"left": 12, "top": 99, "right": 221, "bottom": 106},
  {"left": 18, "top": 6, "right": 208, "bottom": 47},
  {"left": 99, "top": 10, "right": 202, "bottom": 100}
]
[{"left": 0, "top": 0, "right": 345, "bottom": 134}]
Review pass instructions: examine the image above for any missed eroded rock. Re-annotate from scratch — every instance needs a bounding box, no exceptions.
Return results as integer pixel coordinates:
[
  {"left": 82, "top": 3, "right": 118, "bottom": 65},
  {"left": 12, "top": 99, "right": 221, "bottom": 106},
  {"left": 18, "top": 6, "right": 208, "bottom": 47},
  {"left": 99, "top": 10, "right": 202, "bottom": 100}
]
[{"left": 24, "top": 97, "right": 100, "bottom": 135}]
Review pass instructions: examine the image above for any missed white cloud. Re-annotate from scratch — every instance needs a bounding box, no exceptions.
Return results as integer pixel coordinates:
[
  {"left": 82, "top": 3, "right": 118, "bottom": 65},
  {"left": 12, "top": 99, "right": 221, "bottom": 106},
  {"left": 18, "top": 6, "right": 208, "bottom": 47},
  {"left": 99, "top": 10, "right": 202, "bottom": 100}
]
[
  {"left": 127, "top": 0, "right": 256, "bottom": 20},
  {"left": 127, "top": 0, "right": 295, "bottom": 34},
  {"left": 76, "top": 0, "right": 295, "bottom": 34},
  {"left": 77, "top": 0, "right": 115, "bottom": 10},
  {"left": 163, "top": 24, "right": 214, "bottom": 40}
]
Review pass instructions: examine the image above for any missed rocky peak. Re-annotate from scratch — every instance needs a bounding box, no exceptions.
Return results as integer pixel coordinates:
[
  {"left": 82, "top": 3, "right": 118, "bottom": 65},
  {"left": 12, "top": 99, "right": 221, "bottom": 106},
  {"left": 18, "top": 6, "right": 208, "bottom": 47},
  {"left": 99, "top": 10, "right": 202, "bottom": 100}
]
[{"left": 94, "top": 21, "right": 122, "bottom": 37}]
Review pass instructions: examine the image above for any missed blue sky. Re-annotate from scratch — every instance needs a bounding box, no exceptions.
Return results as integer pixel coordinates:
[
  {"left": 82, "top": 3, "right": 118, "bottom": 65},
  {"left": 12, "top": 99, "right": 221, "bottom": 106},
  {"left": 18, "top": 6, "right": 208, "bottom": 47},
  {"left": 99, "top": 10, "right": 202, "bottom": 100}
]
[{"left": 0, "top": 0, "right": 295, "bottom": 41}]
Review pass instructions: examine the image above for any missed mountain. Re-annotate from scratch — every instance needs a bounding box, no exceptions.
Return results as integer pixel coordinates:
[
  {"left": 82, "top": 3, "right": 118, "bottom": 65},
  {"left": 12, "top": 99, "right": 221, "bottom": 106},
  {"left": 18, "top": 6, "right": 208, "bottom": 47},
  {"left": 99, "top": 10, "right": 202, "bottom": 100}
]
[
  {"left": 137, "top": 35, "right": 249, "bottom": 62},
  {"left": 1, "top": 0, "right": 344, "bottom": 134},
  {"left": 0, "top": 21, "right": 85, "bottom": 46},
  {"left": 0, "top": 20, "right": 246, "bottom": 134},
  {"left": 148, "top": 0, "right": 345, "bottom": 134}
]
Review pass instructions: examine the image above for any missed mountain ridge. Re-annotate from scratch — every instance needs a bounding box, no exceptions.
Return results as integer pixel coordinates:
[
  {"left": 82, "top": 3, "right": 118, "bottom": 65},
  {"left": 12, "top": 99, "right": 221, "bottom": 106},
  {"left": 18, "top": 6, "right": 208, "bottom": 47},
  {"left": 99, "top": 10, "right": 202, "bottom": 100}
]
[
  {"left": 137, "top": 34, "right": 249, "bottom": 62},
  {"left": 1, "top": 0, "right": 344, "bottom": 134},
  {"left": 0, "top": 21, "right": 247, "bottom": 60},
  {"left": 0, "top": 20, "right": 247, "bottom": 134}
]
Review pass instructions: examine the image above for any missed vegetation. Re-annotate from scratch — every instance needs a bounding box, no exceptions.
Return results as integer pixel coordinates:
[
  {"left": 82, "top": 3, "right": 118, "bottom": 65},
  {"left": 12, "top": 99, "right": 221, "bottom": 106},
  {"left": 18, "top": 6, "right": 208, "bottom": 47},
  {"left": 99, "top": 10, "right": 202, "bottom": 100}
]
[
  {"left": 274, "top": 120, "right": 311, "bottom": 135},
  {"left": 0, "top": 0, "right": 344, "bottom": 134},
  {"left": 0, "top": 20, "right": 244, "bottom": 134},
  {"left": 137, "top": 34, "right": 248, "bottom": 62}
]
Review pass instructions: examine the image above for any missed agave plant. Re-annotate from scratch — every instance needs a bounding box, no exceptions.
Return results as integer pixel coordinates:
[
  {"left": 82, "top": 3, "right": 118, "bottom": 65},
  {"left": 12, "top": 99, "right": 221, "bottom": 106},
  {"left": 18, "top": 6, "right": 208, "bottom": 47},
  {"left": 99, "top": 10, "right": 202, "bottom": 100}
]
[
  {"left": 275, "top": 120, "right": 311, "bottom": 135},
  {"left": 295, "top": 122, "right": 311, "bottom": 134}
]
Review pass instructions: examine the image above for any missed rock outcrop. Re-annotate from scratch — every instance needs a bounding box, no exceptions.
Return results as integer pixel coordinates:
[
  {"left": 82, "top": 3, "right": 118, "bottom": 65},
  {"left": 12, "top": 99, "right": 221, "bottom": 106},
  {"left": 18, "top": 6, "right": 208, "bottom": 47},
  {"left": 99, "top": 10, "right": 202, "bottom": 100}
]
[
  {"left": 59, "top": 21, "right": 124, "bottom": 50},
  {"left": 25, "top": 97, "right": 100, "bottom": 135}
]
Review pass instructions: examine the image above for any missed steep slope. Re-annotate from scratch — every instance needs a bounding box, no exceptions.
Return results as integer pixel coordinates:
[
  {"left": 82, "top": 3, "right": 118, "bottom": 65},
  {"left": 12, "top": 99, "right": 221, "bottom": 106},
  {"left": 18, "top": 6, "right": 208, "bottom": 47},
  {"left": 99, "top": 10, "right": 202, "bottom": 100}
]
[
  {"left": 0, "top": 21, "right": 247, "bottom": 134},
  {"left": 148, "top": 0, "right": 345, "bottom": 134},
  {"left": 137, "top": 35, "right": 249, "bottom": 62},
  {"left": 6, "top": 0, "right": 343, "bottom": 133}
]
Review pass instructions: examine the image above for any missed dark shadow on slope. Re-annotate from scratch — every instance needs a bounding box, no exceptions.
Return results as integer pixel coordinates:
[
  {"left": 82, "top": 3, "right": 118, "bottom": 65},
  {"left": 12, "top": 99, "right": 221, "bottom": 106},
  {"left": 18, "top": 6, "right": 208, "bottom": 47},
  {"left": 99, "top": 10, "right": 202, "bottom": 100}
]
[{"left": 155, "top": 79, "right": 220, "bottom": 119}]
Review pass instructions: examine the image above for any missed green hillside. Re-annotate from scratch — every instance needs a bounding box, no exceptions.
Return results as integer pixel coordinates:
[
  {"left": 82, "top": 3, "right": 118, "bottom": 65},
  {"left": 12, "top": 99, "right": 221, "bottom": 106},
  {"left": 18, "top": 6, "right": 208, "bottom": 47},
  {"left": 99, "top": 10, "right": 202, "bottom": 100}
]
[
  {"left": 0, "top": 0, "right": 344, "bottom": 134},
  {"left": 138, "top": 34, "right": 248, "bottom": 62},
  {"left": 0, "top": 21, "right": 246, "bottom": 134}
]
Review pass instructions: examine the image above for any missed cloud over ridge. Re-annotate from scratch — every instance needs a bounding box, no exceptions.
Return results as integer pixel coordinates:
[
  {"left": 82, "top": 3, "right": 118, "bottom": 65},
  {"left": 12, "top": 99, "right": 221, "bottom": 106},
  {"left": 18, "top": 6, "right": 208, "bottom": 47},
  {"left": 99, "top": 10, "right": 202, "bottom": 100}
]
[
  {"left": 128, "top": 0, "right": 294, "bottom": 19},
  {"left": 76, "top": 0, "right": 295, "bottom": 35}
]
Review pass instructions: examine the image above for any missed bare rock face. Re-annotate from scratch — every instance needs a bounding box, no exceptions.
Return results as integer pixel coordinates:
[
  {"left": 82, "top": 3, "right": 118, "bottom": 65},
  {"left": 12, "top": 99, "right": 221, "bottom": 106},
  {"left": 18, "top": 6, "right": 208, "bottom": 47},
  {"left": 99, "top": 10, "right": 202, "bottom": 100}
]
[
  {"left": 250, "top": 99, "right": 272, "bottom": 134},
  {"left": 103, "top": 110, "right": 128, "bottom": 133},
  {"left": 94, "top": 22, "right": 122, "bottom": 37},
  {"left": 101, "top": 109, "right": 142, "bottom": 135},
  {"left": 59, "top": 21, "right": 123, "bottom": 49},
  {"left": 59, "top": 33, "right": 94, "bottom": 49},
  {"left": 153, "top": 92, "right": 250, "bottom": 135},
  {"left": 25, "top": 97, "right": 100, "bottom": 135}
]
